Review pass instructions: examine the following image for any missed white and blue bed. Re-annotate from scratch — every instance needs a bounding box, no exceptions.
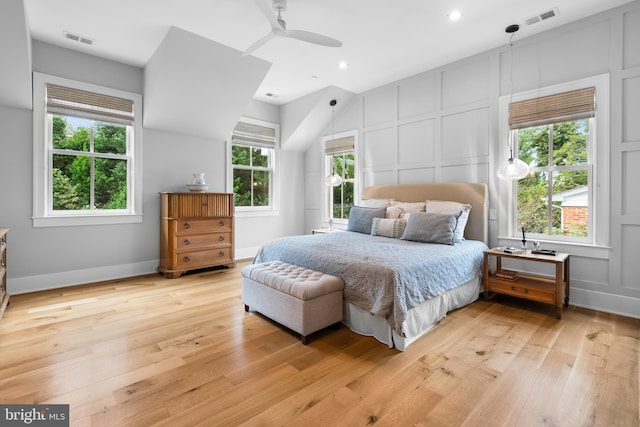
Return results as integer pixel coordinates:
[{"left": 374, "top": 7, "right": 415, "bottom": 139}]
[{"left": 255, "top": 182, "right": 489, "bottom": 351}]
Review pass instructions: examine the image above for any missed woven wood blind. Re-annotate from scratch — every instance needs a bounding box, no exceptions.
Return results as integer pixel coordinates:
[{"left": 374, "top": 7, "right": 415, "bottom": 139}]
[
  {"left": 232, "top": 122, "right": 276, "bottom": 148},
  {"left": 325, "top": 136, "right": 355, "bottom": 155},
  {"left": 509, "top": 87, "right": 595, "bottom": 129},
  {"left": 47, "top": 84, "right": 134, "bottom": 124}
]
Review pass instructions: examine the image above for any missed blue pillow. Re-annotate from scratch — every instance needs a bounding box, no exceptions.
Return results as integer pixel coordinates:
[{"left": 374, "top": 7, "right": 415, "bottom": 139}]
[
  {"left": 400, "top": 211, "right": 460, "bottom": 245},
  {"left": 347, "top": 206, "right": 387, "bottom": 234}
]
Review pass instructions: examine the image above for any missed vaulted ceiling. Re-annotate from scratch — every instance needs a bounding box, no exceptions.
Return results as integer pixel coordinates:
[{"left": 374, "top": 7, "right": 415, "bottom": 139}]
[{"left": 23, "top": 0, "right": 634, "bottom": 105}]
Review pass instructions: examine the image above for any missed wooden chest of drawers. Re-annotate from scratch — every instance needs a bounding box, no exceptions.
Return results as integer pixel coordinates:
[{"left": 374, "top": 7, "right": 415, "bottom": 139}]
[
  {"left": 0, "top": 228, "right": 9, "bottom": 318},
  {"left": 159, "top": 193, "right": 235, "bottom": 278}
]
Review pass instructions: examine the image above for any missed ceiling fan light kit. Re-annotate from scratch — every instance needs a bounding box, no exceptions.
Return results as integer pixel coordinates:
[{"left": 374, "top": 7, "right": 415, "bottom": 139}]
[{"left": 244, "top": 0, "right": 343, "bottom": 56}]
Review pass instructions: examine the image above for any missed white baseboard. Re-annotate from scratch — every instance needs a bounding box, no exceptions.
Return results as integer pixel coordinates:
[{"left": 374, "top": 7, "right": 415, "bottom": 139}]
[
  {"left": 235, "top": 246, "right": 260, "bottom": 261},
  {"left": 570, "top": 287, "right": 640, "bottom": 319},
  {"left": 8, "top": 260, "right": 160, "bottom": 295}
]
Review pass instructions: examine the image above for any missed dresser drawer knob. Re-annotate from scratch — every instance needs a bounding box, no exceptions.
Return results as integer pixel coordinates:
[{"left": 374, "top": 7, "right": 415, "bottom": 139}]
[
  {"left": 218, "top": 251, "right": 225, "bottom": 257},
  {"left": 218, "top": 236, "right": 225, "bottom": 241},
  {"left": 218, "top": 220, "right": 225, "bottom": 226},
  {"left": 184, "top": 239, "right": 190, "bottom": 246},
  {"left": 183, "top": 256, "right": 190, "bottom": 263},
  {"left": 184, "top": 223, "right": 191, "bottom": 229}
]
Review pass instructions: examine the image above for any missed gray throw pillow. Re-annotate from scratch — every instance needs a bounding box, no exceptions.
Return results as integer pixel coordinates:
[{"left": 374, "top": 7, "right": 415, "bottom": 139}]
[
  {"left": 347, "top": 206, "right": 387, "bottom": 234},
  {"left": 400, "top": 211, "right": 460, "bottom": 245}
]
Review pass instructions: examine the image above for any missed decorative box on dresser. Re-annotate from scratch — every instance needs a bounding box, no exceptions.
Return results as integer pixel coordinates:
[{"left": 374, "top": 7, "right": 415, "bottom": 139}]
[
  {"left": 0, "top": 228, "right": 9, "bottom": 318},
  {"left": 159, "top": 193, "right": 235, "bottom": 279}
]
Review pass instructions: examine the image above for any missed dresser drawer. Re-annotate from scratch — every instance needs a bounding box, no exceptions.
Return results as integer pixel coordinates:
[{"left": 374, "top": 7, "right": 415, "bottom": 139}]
[
  {"left": 176, "top": 248, "right": 233, "bottom": 269},
  {"left": 177, "top": 232, "right": 231, "bottom": 250},
  {"left": 176, "top": 218, "right": 231, "bottom": 235}
]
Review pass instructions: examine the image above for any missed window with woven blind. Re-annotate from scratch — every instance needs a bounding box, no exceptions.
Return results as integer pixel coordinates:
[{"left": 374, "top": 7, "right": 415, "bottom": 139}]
[
  {"left": 33, "top": 72, "right": 143, "bottom": 227},
  {"left": 499, "top": 74, "right": 610, "bottom": 247},
  {"left": 324, "top": 132, "right": 357, "bottom": 222},
  {"left": 231, "top": 118, "right": 279, "bottom": 210}
]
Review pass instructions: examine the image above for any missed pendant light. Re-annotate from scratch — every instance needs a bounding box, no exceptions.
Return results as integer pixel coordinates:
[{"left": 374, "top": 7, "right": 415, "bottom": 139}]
[
  {"left": 325, "top": 99, "right": 343, "bottom": 186},
  {"left": 497, "top": 24, "right": 530, "bottom": 181}
]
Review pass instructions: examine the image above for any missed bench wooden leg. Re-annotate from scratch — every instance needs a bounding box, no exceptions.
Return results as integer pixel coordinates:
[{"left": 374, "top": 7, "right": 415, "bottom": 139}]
[
  {"left": 301, "top": 335, "right": 308, "bottom": 345},
  {"left": 244, "top": 304, "right": 249, "bottom": 312}
]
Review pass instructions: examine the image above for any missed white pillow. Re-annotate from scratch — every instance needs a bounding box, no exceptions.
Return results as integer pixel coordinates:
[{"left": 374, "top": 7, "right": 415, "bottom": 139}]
[
  {"left": 360, "top": 198, "right": 393, "bottom": 208},
  {"left": 385, "top": 206, "right": 403, "bottom": 219},
  {"left": 390, "top": 201, "right": 426, "bottom": 219},
  {"left": 425, "top": 200, "right": 471, "bottom": 243}
]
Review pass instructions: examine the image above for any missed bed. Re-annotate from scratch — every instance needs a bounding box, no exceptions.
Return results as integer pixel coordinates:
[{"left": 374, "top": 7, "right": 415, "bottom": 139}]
[{"left": 254, "top": 182, "right": 489, "bottom": 350}]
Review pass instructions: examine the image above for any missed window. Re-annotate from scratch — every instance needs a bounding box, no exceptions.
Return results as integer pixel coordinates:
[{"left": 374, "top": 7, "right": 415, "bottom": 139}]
[
  {"left": 324, "top": 133, "right": 356, "bottom": 221},
  {"left": 231, "top": 119, "right": 278, "bottom": 211},
  {"left": 33, "top": 73, "right": 143, "bottom": 227},
  {"left": 499, "top": 75, "right": 609, "bottom": 247}
]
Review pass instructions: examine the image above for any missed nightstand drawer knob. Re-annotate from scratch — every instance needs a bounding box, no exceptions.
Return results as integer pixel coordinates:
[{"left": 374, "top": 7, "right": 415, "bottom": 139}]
[
  {"left": 219, "top": 251, "right": 225, "bottom": 257},
  {"left": 183, "top": 256, "right": 190, "bottom": 263},
  {"left": 184, "top": 239, "right": 190, "bottom": 245},
  {"left": 218, "top": 236, "right": 225, "bottom": 241},
  {"left": 218, "top": 220, "right": 225, "bottom": 226},
  {"left": 184, "top": 222, "right": 191, "bottom": 229}
]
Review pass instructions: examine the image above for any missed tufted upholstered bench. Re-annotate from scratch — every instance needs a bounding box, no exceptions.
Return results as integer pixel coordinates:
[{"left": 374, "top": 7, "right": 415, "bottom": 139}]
[{"left": 242, "top": 261, "right": 344, "bottom": 344}]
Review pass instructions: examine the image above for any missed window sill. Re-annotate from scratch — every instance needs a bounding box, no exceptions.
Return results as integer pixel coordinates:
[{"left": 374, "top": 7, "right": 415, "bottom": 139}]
[
  {"left": 497, "top": 237, "right": 610, "bottom": 259},
  {"left": 33, "top": 214, "right": 143, "bottom": 228}
]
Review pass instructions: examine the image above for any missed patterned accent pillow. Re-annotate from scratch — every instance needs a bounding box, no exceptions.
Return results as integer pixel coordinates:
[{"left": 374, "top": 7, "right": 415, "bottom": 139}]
[
  {"left": 371, "top": 218, "right": 407, "bottom": 238},
  {"left": 400, "top": 211, "right": 460, "bottom": 245},
  {"left": 347, "top": 206, "right": 387, "bottom": 234},
  {"left": 425, "top": 200, "right": 472, "bottom": 243}
]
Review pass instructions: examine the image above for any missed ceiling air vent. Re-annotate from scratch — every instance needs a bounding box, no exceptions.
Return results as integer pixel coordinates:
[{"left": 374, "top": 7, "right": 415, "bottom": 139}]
[
  {"left": 63, "top": 31, "right": 94, "bottom": 46},
  {"left": 524, "top": 7, "right": 559, "bottom": 26}
]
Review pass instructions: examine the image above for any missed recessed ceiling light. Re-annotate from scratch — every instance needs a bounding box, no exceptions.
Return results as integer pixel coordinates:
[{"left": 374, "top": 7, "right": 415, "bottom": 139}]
[
  {"left": 448, "top": 10, "right": 462, "bottom": 21},
  {"left": 338, "top": 61, "right": 349, "bottom": 69}
]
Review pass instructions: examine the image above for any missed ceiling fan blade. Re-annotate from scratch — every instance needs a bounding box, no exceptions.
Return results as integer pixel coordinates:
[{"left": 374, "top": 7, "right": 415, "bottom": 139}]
[
  {"left": 242, "top": 32, "right": 277, "bottom": 56},
  {"left": 253, "top": 0, "right": 282, "bottom": 31},
  {"left": 284, "top": 29, "right": 342, "bottom": 48}
]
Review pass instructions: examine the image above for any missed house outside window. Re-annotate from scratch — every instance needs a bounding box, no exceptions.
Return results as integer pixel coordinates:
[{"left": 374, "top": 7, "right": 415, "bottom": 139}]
[
  {"left": 231, "top": 119, "right": 278, "bottom": 211},
  {"left": 32, "top": 73, "right": 143, "bottom": 227},
  {"left": 499, "top": 74, "right": 609, "bottom": 247},
  {"left": 324, "top": 132, "right": 356, "bottom": 222}
]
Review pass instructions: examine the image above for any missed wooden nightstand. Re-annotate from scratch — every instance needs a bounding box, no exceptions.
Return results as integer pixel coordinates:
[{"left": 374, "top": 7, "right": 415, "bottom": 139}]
[{"left": 483, "top": 247, "right": 570, "bottom": 319}]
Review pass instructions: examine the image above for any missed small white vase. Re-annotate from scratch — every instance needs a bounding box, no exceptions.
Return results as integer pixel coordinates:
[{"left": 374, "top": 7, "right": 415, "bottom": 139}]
[{"left": 191, "top": 173, "right": 206, "bottom": 185}]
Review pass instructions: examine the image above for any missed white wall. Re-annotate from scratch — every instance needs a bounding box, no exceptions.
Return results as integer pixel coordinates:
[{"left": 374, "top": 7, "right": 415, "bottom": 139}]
[
  {"left": 0, "top": 41, "right": 305, "bottom": 294},
  {"left": 305, "top": 1, "right": 640, "bottom": 319}
]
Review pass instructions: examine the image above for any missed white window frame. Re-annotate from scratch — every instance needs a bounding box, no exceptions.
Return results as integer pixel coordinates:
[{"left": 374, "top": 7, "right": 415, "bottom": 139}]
[
  {"left": 497, "top": 74, "right": 610, "bottom": 254},
  {"left": 227, "top": 117, "right": 279, "bottom": 217},
  {"left": 32, "top": 73, "right": 143, "bottom": 227},
  {"left": 322, "top": 129, "right": 358, "bottom": 225}
]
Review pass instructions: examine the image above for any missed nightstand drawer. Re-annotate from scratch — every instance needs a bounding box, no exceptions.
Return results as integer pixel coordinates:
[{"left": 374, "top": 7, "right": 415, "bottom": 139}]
[{"left": 488, "top": 280, "right": 555, "bottom": 305}]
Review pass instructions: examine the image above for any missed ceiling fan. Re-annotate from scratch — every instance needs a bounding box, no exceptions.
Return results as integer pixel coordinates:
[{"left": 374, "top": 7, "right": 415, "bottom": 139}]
[{"left": 243, "top": 0, "right": 342, "bottom": 56}]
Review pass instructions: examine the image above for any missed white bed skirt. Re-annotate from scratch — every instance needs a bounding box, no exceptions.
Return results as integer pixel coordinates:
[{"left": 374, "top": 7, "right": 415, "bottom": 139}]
[{"left": 342, "top": 276, "right": 481, "bottom": 351}]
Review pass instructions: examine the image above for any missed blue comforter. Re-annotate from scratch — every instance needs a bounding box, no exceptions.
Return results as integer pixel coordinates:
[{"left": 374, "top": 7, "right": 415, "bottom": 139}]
[{"left": 254, "top": 231, "right": 488, "bottom": 335}]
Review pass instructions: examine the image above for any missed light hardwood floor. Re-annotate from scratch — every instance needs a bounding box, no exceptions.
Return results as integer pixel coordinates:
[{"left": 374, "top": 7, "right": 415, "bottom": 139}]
[{"left": 0, "top": 261, "right": 638, "bottom": 426}]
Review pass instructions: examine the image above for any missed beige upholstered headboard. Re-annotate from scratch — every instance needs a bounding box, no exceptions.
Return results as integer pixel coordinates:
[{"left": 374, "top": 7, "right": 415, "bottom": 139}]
[{"left": 362, "top": 182, "right": 488, "bottom": 244}]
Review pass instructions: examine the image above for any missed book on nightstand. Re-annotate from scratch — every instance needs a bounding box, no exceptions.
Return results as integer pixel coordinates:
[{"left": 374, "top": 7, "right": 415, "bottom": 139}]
[{"left": 494, "top": 269, "right": 519, "bottom": 281}]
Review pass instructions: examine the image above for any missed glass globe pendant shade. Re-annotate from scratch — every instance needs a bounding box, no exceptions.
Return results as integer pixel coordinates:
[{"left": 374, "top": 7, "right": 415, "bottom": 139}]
[
  {"left": 497, "top": 157, "right": 530, "bottom": 180},
  {"left": 325, "top": 173, "right": 343, "bottom": 186}
]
